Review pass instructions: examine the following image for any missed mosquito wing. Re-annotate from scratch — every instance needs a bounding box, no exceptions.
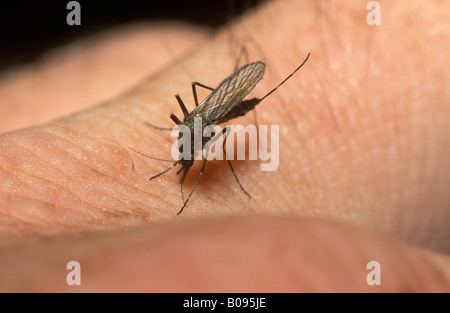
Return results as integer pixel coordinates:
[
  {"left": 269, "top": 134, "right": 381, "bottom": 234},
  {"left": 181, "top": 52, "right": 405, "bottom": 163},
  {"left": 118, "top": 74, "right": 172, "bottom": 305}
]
[{"left": 189, "top": 61, "right": 266, "bottom": 123}]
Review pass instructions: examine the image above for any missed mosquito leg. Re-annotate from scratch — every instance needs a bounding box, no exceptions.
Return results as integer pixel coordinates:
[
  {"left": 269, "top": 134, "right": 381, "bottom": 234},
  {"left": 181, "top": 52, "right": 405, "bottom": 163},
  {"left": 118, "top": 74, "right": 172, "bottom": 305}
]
[
  {"left": 144, "top": 122, "right": 173, "bottom": 131},
  {"left": 175, "top": 94, "right": 190, "bottom": 118},
  {"left": 220, "top": 126, "right": 251, "bottom": 199},
  {"left": 150, "top": 162, "right": 178, "bottom": 180},
  {"left": 233, "top": 45, "right": 249, "bottom": 71},
  {"left": 179, "top": 167, "right": 190, "bottom": 202},
  {"left": 252, "top": 109, "right": 259, "bottom": 133},
  {"left": 170, "top": 113, "right": 182, "bottom": 125},
  {"left": 177, "top": 157, "right": 208, "bottom": 215},
  {"left": 253, "top": 108, "right": 260, "bottom": 150},
  {"left": 191, "top": 82, "right": 215, "bottom": 107}
]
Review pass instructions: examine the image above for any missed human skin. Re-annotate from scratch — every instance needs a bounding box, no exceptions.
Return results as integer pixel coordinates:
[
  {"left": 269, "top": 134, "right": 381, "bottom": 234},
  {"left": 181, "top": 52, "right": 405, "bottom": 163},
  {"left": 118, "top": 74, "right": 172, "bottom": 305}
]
[{"left": 0, "top": 1, "right": 449, "bottom": 292}]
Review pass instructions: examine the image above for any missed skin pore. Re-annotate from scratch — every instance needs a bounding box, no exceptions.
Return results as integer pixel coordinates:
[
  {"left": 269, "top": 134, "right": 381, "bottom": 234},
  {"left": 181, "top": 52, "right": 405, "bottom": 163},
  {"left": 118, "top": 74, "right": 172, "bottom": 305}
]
[{"left": 0, "top": 1, "right": 449, "bottom": 291}]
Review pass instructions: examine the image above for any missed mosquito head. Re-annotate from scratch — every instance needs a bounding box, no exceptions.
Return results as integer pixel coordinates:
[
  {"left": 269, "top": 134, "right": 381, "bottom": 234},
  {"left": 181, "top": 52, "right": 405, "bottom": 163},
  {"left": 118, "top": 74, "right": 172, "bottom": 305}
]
[{"left": 178, "top": 158, "right": 194, "bottom": 170}]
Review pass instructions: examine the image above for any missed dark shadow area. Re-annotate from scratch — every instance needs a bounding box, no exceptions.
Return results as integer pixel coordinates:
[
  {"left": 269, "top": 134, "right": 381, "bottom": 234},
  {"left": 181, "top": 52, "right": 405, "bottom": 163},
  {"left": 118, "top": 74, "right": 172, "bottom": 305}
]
[{"left": 0, "top": 0, "right": 266, "bottom": 73}]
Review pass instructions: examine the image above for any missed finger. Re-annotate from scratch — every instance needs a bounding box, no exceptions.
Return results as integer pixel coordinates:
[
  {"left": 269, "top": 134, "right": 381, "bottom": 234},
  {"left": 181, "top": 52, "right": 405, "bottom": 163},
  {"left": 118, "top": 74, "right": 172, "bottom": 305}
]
[
  {"left": 0, "top": 1, "right": 448, "bottom": 254},
  {"left": 1, "top": 216, "right": 449, "bottom": 292}
]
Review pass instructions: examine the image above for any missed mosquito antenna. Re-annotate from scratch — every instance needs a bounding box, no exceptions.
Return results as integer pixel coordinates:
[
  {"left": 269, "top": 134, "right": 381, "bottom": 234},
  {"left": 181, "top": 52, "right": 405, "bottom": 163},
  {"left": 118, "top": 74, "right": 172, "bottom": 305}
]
[
  {"left": 177, "top": 158, "right": 208, "bottom": 215},
  {"left": 221, "top": 127, "right": 251, "bottom": 199},
  {"left": 128, "top": 146, "right": 174, "bottom": 163},
  {"left": 95, "top": 137, "right": 135, "bottom": 170},
  {"left": 260, "top": 53, "right": 311, "bottom": 102},
  {"left": 179, "top": 167, "right": 189, "bottom": 203}
]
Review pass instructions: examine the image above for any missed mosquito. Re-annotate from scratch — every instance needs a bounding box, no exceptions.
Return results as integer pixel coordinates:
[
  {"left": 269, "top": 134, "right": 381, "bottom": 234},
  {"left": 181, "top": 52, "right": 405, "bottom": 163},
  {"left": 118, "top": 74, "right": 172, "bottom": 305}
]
[{"left": 142, "top": 53, "right": 310, "bottom": 214}]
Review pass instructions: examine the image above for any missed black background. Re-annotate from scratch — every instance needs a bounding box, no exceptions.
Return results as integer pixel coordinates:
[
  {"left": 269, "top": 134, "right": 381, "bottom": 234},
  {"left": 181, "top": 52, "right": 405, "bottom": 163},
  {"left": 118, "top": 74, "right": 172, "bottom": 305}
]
[{"left": 0, "top": 0, "right": 265, "bottom": 74}]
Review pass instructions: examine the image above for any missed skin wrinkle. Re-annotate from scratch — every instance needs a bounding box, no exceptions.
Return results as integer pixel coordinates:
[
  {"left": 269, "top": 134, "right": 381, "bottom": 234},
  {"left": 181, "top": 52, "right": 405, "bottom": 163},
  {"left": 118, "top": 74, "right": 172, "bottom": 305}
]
[
  {"left": 1, "top": 192, "right": 148, "bottom": 237},
  {"left": 0, "top": 194, "right": 49, "bottom": 227},
  {"left": 1, "top": 130, "right": 158, "bottom": 226},
  {"left": 94, "top": 108, "right": 159, "bottom": 144},
  {"left": 4, "top": 176, "right": 104, "bottom": 228},
  {"left": 0, "top": 166, "right": 78, "bottom": 217},
  {"left": 1, "top": 196, "right": 85, "bottom": 229},
  {"left": 0, "top": 172, "right": 89, "bottom": 230},
  {"left": 312, "top": 0, "right": 446, "bottom": 244},
  {"left": 10, "top": 136, "right": 113, "bottom": 219},
  {"left": 1, "top": 201, "right": 89, "bottom": 239},
  {"left": 35, "top": 130, "right": 140, "bottom": 198}
]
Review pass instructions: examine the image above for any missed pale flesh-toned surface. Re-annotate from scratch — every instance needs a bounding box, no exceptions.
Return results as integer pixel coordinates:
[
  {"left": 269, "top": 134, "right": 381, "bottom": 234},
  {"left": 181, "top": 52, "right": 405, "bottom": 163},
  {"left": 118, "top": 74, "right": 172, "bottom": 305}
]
[{"left": 0, "top": 1, "right": 449, "bottom": 291}]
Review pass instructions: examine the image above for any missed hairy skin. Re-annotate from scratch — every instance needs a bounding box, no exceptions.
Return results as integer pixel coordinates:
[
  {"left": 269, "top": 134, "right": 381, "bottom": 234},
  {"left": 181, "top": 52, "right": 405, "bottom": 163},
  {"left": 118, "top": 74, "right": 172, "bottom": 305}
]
[{"left": 0, "top": 1, "right": 449, "bottom": 291}]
